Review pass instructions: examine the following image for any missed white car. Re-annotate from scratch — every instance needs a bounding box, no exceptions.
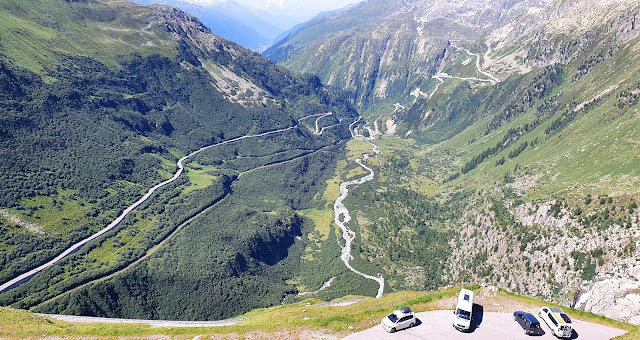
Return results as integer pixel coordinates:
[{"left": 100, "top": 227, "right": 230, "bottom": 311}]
[
  {"left": 381, "top": 306, "right": 416, "bottom": 333},
  {"left": 538, "top": 306, "right": 573, "bottom": 338}
]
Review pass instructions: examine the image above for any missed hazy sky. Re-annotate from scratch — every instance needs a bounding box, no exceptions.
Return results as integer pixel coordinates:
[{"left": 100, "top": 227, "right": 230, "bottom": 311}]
[{"left": 184, "top": 0, "right": 363, "bottom": 11}]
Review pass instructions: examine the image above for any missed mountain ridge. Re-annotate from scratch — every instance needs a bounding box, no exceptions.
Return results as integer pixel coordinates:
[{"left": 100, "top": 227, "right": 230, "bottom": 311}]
[{"left": 132, "top": 0, "right": 283, "bottom": 51}]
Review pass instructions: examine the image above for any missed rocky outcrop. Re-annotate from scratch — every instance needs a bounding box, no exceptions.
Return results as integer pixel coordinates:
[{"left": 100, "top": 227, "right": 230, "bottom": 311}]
[
  {"left": 574, "top": 264, "right": 640, "bottom": 325},
  {"left": 575, "top": 270, "right": 640, "bottom": 325},
  {"left": 447, "top": 193, "right": 640, "bottom": 325}
]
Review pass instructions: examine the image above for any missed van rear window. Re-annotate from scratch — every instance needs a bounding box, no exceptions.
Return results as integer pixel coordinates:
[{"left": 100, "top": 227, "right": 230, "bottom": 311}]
[{"left": 464, "top": 294, "right": 470, "bottom": 301}]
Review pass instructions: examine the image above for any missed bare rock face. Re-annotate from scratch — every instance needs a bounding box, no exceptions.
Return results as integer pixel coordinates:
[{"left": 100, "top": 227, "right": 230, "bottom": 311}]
[
  {"left": 516, "top": 202, "right": 572, "bottom": 229},
  {"left": 575, "top": 267, "right": 640, "bottom": 325}
]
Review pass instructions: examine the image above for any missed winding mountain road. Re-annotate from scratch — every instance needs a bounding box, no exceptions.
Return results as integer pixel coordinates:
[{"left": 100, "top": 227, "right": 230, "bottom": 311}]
[
  {"left": 429, "top": 45, "right": 500, "bottom": 99},
  {"left": 429, "top": 76, "right": 445, "bottom": 98},
  {"left": 314, "top": 112, "right": 334, "bottom": 134},
  {"left": 459, "top": 47, "right": 501, "bottom": 84},
  {"left": 37, "top": 313, "right": 246, "bottom": 328},
  {"left": 0, "top": 114, "right": 337, "bottom": 295},
  {"left": 333, "top": 117, "right": 385, "bottom": 298}
]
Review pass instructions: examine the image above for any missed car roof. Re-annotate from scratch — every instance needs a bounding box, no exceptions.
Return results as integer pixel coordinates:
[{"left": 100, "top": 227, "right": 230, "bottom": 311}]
[
  {"left": 541, "top": 307, "right": 570, "bottom": 325},
  {"left": 516, "top": 311, "right": 539, "bottom": 323},
  {"left": 547, "top": 307, "right": 571, "bottom": 322},
  {"left": 399, "top": 307, "right": 412, "bottom": 314}
]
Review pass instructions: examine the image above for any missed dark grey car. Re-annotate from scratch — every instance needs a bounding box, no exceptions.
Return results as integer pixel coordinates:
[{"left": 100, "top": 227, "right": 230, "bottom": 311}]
[{"left": 514, "top": 311, "right": 545, "bottom": 336}]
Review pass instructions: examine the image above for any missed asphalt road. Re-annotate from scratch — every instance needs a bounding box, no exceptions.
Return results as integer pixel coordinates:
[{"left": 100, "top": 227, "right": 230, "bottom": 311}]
[
  {"left": 37, "top": 314, "right": 245, "bottom": 328},
  {"left": 344, "top": 310, "right": 627, "bottom": 340}
]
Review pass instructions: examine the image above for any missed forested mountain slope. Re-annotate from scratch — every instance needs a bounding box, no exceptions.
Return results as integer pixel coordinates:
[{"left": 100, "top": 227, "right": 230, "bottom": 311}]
[
  {"left": 265, "top": 0, "right": 640, "bottom": 324},
  {"left": 0, "top": 0, "right": 360, "bottom": 320}
]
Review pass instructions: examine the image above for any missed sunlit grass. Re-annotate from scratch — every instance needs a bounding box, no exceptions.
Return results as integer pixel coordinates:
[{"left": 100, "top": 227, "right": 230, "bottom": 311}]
[
  {"left": 0, "top": 0, "right": 177, "bottom": 74},
  {"left": 298, "top": 208, "right": 333, "bottom": 241},
  {"left": 6, "top": 190, "right": 91, "bottom": 235},
  {"left": 183, "top": 163, "right": 218, "bottom": 194}
]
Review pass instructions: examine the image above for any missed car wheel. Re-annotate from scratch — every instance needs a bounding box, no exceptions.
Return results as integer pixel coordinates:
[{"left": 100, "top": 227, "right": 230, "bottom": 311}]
[
  {"left": 390, "top": 327, "right": 396, "bottom": 333},
  {"left": 410, "top": 322, "right": 415, "bottom": 328}
]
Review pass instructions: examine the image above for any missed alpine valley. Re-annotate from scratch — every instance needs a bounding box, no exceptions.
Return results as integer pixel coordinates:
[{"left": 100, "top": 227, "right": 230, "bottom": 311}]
[
  {"left": 266, "top": 0, "right": 640, "bottom": 325},
  {"left": 0, "top": 0, "right": 640, "bottom": 335}
]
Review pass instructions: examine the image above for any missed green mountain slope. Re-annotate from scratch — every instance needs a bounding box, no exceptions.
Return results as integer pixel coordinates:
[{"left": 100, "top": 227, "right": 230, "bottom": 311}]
[
  {"left": 264, "top": 0, "right": 640, "bottom": 324},
  {"left": 3, "top": 0, "right": 640, "bottom": 327},
  {"left": 0, "top": 0, "right": 361, "bottom": 320}
]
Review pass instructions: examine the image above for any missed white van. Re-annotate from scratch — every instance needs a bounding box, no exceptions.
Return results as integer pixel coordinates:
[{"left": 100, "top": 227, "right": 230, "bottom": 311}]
[
  {"left": 538, "top": 306, "right": 573, "bottom": 338},
  {"left": 453, "top": 289, "right": 474, "bottom": 331}
]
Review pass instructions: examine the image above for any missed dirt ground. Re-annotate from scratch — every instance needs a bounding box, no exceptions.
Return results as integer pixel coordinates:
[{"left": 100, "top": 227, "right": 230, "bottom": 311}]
[{"left": 429, "top": 286, "right": 537, "bottom": 313}]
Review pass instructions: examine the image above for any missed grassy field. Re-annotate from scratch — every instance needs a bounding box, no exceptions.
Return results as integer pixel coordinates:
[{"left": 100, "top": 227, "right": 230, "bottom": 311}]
[
  {"left": 321, "top": 138, "right": 374, "bottom": 206},
  {"left": 0, "top": 0, "right": 177, "bottom": 73},
  {"left": 183, "top": 163, "right": 218, "bottom": 194}
]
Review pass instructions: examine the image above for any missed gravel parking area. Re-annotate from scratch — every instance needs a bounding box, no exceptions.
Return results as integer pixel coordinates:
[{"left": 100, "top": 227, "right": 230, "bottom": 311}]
[{"left": 344, "top": 310, "right": 626, "bottom": 340}]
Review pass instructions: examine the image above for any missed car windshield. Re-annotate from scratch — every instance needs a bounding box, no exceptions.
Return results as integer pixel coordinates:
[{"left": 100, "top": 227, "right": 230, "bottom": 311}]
[
  {"left": 388, "top": 313, "right": 398, "bottom": 323},
  {"left": 456, "top": 309, "right": 471, "bottom": 320},
  {"left": 531, "top": 323, "right": 540, "bottom": 329}
]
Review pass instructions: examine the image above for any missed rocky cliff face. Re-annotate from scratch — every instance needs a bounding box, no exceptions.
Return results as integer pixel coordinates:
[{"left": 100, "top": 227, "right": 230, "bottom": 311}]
[
  {"left": 265, "top": 0, "right": 639, "bottom": 119},
  {"left": 483, "top": 0, "right": 640, "bottom": 75},
  {"left": 575, "top": 271, "right": 640, "bottom": 325},
  {"left": 446, "top": 197, "right": 640, "bottom": 313}
]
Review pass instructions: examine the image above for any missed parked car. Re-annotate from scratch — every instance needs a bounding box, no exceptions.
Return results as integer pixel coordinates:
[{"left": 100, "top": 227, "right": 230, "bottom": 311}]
[
  {"left": 514, "top": 311, "right": 545, "bottom": 336},
  {"left": 538, "top": 306, "right": 573, "bottom": 338},
  {"left": 381, "top": 306, "right": 416, "bottom": 333},
  {"left": 453, "top": 288, "right": 474, "bottom": 331}
]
